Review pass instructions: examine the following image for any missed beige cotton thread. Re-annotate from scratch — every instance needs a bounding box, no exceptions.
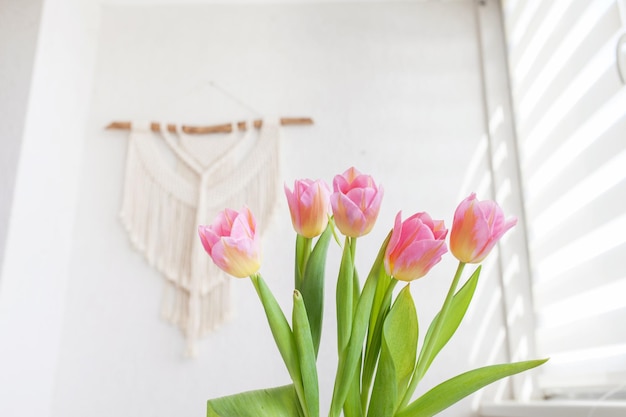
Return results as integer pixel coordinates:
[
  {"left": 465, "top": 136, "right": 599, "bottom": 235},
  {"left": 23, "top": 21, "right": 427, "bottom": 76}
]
[{"left": 119, "top": 119, "right": 281, "bottom": 357}]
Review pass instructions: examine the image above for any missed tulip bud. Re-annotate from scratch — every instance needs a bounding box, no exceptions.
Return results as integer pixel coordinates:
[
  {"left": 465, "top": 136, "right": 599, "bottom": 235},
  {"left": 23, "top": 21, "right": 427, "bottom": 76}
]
[
  {"left": 450, "top": 193, "right": 517, "bottom": 264},
  {"left": 198, "top": 207, "right": 262, "bottom": 278},
  {"left": 384, "top": 211, "right": 448, "bottom": 281},
  {"left": 284, "top": 179, "right": 331, "bottom": 238},
  {"left": 330, "top": 167, "right": 384, "bottom": 237}
]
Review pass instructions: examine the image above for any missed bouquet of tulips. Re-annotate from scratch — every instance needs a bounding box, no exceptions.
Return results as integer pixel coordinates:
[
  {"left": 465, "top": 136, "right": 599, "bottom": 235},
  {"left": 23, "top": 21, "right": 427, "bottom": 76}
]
[{"left": 198, "top": 167, "right": 546, "bottom": 417}]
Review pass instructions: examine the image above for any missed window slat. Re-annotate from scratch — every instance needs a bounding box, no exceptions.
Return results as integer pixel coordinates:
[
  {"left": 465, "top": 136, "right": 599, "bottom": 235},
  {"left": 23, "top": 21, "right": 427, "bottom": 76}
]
[
  {"left": 517, "top": 1, "right": 621, "bottom": 132},
  {"left": 512, "top": 0, "right": 591, "bottom": 108},
  {"left": 507, "top": 0, "right": 545, "bottom": 65},
  {"left": 525, "top": 84, "right": 626, "bottom": 194},
  {"left": 510, "top": 0, "right": 573, "bottom": 86},
  {"left": 530, "top": 180, "right": 626, "bottom": 260},
  {"left": 533, "top": 243, "right": 626, "bottom": 308},
  {"left": 537, "top": 304, "right": 626, "bottom": 353},
  {"left": 521, "top": 32, "right": 624, "bottom": 165},
  {"left": 525, "top": 114, "right": 626, "bottom": 215}
]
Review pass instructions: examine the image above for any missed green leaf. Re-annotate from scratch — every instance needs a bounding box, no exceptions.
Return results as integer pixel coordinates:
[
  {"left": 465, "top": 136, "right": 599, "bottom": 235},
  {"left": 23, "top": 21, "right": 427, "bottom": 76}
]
[
  {"left": 328, "top": 215, "right": 343, "bottom": 247},
  {"left": 343, "top": 362, "right": 364, "bottom": 417},
  {"left": 396, "top": 359, "right": 548, "bottom": 417},
  {"left": 300, "top": 224, "right": 332, "bottom": 356},
  {"left": 207, "top": 385, "right": 303, "bottom": 417},
  {"left": 250, "top": 275, "right": 306, "bottom": 415},
  {"left": 361, "top": 276, "right": 396, "bottom": 409},
  {"left": 343, "top": 261, "right": 364, "bottom": 417},
  {"left": 293, "top": 290, "right": 320, "bottom": 417},
  {"left": 367, "top": 346, "right": 395, "bottom": 417},
  {"left": 367, "top": 265, "right": 394, "bottom": 348},
  {"left": 417, "top": 266, "right": 481, "bottom": 381},
  {"left": 385, "top": 285, "right": 418, "bottom": 399},
  {"left": 329, "top": 231, "right": 393, "bottom": 417},
  {"left": 368, "top": 285, "right": 418, "bottom": 417},
  {"left": 336, "top": 236, "right": 355, "bottom": 353}
]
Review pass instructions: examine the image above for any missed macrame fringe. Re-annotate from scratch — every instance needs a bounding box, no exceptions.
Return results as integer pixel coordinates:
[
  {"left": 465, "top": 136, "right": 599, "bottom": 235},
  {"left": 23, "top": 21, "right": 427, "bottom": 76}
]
[{"left": 119, "top": 120, "right": 281, "bottom": 356}]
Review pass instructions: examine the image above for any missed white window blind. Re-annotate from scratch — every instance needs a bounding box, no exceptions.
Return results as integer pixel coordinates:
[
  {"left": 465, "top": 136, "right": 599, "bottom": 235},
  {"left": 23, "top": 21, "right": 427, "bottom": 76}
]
[{"left": 503, "top": 0, "right": 626, "bottom": 398}]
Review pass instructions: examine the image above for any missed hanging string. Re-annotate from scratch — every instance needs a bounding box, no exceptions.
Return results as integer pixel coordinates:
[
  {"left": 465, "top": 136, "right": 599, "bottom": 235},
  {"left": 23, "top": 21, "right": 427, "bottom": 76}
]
[
  {"left": 149, "top": 78, "right": 264, "bottom": 122},
  {"left": 207, "top": 81, "right": 263, "bottom": 117}
]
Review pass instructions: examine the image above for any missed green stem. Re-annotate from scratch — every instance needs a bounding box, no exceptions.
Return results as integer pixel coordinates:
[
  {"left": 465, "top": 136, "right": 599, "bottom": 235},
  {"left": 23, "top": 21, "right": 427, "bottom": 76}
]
[
  {"left": 350, "top": 237, "right": 359, "bottom": 314},
  {"left": 301, "top": 237, "right": 312, "bottom": 277},
  {"left": 337, "top": 236, "right": 355, "bottom": 353},
  {"left": 343, "top": 236, "right": 363, "bottom": 417},
  {"left": 349, "top": 237, "right": 357, "bottom": 270},
  {"left": 398, "top": 261, "right": 466, "bottom": 411},
  {"left": 360, "top": 278, "right": 398, "bottom": 412},
  {"left": 295, "top": 236, "right": 313, "bottom": 291}
]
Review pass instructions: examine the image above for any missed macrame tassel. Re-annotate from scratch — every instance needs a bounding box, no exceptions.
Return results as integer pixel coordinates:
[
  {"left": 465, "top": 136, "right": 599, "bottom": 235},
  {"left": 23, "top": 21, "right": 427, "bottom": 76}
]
[{"left": 119, "top": 119, "right": 281, "bottom": 356}]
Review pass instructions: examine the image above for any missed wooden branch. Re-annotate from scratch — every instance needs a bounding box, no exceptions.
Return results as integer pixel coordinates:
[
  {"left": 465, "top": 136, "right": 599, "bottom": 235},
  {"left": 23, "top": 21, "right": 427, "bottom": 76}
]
[{"left": 106, "top": 117, "right": 313, "bottom": 134}]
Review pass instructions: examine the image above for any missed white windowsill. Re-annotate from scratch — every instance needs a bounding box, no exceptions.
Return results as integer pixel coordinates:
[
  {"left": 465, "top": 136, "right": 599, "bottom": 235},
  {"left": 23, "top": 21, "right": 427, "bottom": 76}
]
[{"left": 480, "top": 400, "right": 626, "bottom": 417}]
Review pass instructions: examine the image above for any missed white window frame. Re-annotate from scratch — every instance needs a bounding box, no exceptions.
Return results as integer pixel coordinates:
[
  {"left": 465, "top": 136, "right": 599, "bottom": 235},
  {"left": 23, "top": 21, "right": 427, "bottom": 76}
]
[{"left": 474, "top": 0, "right": 626, "bottom": 415}]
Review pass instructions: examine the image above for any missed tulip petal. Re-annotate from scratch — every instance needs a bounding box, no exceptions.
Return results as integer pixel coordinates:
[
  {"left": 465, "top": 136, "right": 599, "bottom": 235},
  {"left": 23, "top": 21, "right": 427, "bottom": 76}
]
[
  {"left": 342, "top": 166, "right": 361, "bottom": 183},
  {"left": 331, "top": 193, "right": 367, "bottom": 237},
  {"left": 198, "top": 207, "right": 262, "bottom": 278},
  {"left": 450, "top": 193, "right": 517, "bottom": 263},
  {"left": 285, "top": 179, "right": 331, "bottom": 238},
  {"left": 333, "top": 174, "right": 351, "bottom": 194},
  {"left": 214, "top": 239, "right": 260, "bottom": 278},
  {"left": 392, "top": 240, "right": 447, "bottom": 281},
  {"left": 331, "top": 168, "right": 383, "bottom": 237},
  {"left": 349, "top": 174, "right": 375, "bottom": 189},
  {"left": 387, "top": 211, "right": 404, "bottom": 258},
  {"left": 384, "top": 210, "right": 448, "bottom": 281},
  {"left": 198, "top": 225, "right": 215, "bottom": 255}
]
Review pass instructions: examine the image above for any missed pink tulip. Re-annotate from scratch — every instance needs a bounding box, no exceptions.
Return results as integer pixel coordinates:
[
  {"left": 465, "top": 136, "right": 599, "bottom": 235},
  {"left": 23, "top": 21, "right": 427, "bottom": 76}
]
[
  {"left": 284, "top": 179, "right": 332, "bottom": 238},
  {"left": 330, "top": 167, "right": 384, "bottom": 237},
  {"left": 384, "top": 211, "right": 448, "bottom": 282},
  {"left": 198, "top": 207, "right": 262, "bottom": 278},
  {"left": 450, "top": 193, "right": 517, "bottom": 264}
]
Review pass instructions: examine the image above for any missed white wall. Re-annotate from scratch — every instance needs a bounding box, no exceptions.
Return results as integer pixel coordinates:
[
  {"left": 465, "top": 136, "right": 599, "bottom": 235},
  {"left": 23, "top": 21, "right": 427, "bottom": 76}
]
[
  {"left": 0, "top": 0, "right": 43, "bottom": 275},
  {"left": 1, "top": 1, "right": 517, "bottom": 417},
  {"left": 0, "top": 0, "right": 100, "bottom": 415}
]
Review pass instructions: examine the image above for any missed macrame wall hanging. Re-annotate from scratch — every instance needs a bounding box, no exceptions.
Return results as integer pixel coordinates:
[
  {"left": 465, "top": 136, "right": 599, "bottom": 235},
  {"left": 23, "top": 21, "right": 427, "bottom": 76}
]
[{"left": 109, "top": 117, "right": 312, "bottom": 356}]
